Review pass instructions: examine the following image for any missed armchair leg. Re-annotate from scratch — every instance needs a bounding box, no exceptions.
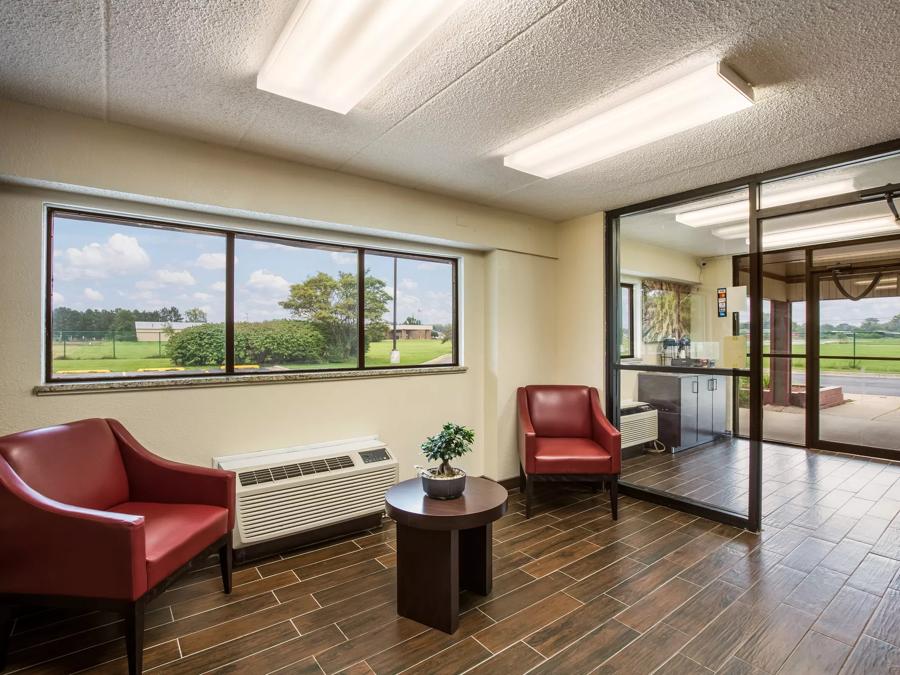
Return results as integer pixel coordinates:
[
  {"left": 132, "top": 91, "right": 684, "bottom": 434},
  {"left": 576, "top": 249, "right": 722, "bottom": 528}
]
[
  {"left": 0, "top": 604, "right": 13, "bottom": 672},
  {"left": 609, "top": 476, "right": 618, "bottom": 520},
  {"left": 219, "top": 539, "right": 233, "bottom": 595},
  {"left": 525, "top": 475, "right": 534, "bottom": 519},
  {"left": 124, "top": 599, "right": 145, "bottom": 675},
  {"left": 518, "top": 463, "right": 526, "bottom": 494}
]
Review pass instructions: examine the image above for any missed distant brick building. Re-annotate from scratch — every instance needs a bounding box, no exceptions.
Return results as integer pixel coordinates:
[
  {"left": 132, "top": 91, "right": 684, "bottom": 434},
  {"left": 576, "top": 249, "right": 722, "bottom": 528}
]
[
  {"left": 391, "top": 324, "right": 433, "bottom": 340},
  {"left": 134, "top": 321, "right": 202, "bottom": 342}
]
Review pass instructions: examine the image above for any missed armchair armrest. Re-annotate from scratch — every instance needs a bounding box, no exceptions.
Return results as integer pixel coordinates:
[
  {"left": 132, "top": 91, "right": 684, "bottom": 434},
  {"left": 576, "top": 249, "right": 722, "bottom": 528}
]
[
  {"left": 0, "top": 461, "right": 147, "bottom": 600},
  {"left": 108, "top": 419, "right": 235, "bottom": 529},
  {"left": 517, "top": 388, "right": 537, "bottom": 474},
  {"left": 590, "top": 389, "right": 621, "bottom": 474}
]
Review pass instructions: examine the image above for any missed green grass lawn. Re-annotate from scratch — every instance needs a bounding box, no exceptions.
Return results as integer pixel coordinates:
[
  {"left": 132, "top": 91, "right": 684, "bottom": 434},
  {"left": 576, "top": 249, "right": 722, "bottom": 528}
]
[
  {"left": 52, "top": 339, "right": 452, "bottom": 376},
  {"left": 755, "top": 338, "right": 900, "bottom": 374}
]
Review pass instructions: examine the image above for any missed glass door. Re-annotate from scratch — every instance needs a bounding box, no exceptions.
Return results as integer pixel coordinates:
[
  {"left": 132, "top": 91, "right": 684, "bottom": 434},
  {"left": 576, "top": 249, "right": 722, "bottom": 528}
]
[
  {"left": 759, "top": 202, "right": 900, "bottom": 461},
  {"left": 810, "top": 243, "right": 900, "bottom": 458}
]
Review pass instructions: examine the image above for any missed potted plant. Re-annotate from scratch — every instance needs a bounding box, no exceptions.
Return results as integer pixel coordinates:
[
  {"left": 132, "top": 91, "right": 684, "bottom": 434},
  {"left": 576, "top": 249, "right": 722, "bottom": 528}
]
[{"left": 417, "top": 422, "right": 474, "bottom": 500}]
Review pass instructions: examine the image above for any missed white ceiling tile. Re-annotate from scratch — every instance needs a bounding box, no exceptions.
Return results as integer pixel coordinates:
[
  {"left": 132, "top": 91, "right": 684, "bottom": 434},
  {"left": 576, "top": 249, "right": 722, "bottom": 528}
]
[
  {"left": 0, "top": 0, "right": 106, "bottom": 118},
  {"left": 104, "top": 0, "right": 295, "bottom": 147},
  {"left": 1, "top": 0, "right": 898, "bottom": 220}
]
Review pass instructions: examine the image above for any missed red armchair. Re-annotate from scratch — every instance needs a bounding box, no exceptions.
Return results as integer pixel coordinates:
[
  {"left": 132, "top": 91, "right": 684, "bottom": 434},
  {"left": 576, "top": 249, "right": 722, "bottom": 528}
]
[
  {"left": 517, "top": 385, "right": 621, "bottom": 519},
  {"left": 0, "top": 418, "right": 235, "bottom": 674}
]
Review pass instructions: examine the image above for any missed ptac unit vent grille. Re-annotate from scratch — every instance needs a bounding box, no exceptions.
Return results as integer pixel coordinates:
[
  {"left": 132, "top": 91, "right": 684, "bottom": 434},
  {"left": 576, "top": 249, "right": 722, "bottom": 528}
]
[{"left": 238, "top": 455, "right": 355, "bottom": 487}]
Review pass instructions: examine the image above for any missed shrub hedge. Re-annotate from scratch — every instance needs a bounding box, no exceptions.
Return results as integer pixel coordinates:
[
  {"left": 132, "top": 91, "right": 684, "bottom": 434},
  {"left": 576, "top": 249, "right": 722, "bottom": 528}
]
[{"left": 166, "top": 321, "right": 326, "bottom": 366}]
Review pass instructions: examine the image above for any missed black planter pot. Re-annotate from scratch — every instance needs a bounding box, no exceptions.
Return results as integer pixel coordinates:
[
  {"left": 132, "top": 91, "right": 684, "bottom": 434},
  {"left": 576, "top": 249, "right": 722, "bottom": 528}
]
[{"left": 419, "top": 469, "right": 467, "bottom": 500}]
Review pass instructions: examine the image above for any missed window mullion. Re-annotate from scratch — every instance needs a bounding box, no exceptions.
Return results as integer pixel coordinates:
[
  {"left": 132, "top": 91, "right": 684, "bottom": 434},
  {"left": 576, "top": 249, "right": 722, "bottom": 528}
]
[
  {"left": 357, "top": 248, "right": 365, "bottom": 370},
  {"left": 225, "top": 232, "right": 235, "bottom": 374}
]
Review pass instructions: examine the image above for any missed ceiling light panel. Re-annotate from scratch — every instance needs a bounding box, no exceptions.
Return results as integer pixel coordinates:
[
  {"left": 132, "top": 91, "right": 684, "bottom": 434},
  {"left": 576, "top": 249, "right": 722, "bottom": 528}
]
[
  {"left": 676, "top": 179, "right": 857, "bottom": 229},
  {"left": 258, "top": 0, "right": 466, "bottom": 114},
  {"left": 760, "top": 216, "right": 899, "bottom": 249},
  {"left": 503, "top": 62, "right": 753, "bottom": 179}
]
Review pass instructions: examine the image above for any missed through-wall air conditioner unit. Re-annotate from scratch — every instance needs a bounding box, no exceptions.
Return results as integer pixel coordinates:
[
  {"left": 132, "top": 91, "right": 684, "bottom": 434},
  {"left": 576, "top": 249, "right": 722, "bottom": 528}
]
[
  {"left": 620, "top": 401, "right": 659, "bottom": 449},
  {"left": 214, "top": 436, "right": 398, "bottom": 550}
]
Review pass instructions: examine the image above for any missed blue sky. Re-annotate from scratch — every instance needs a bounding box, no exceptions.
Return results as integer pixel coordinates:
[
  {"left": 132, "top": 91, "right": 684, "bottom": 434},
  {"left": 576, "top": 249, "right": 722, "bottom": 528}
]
[{"left": 52, "top": 216, "right": 454, "bottom": 325}]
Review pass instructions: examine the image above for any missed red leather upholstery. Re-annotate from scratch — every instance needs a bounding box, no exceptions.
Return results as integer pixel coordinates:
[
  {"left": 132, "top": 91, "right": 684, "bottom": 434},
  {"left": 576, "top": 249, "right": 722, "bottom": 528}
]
[
  {"left": 518, "top": 385, "right": 621, "bottom": 476},
  {"left": 110, "top": 502, "right": 229, "bottom": 589},
  {"left": 0, "top": 419, "right": 129, "bottom": 510},
  {"left": 0, "top": 419, "right": 235, "bottom": 601},
  {"left": 525, "top": 386, "right": 592, "bottom": 438},
  {"left": 533, "top": 437, "right": 614, "bottom": 474}
]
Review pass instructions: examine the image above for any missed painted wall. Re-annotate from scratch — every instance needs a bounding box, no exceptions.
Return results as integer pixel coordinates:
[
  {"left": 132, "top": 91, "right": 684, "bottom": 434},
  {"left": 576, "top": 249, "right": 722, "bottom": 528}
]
[
  {"left": 484, "top": 250, "right": 559, "bottom": 480},
  {"left": 621, "top": 239, "right": 700, "bottom": 285},
  {"left": 555, "top": 212, "right": 605, "bottom": 393},
  {"left": 0, "top": 99, "right": 560, "bottom": 482}
]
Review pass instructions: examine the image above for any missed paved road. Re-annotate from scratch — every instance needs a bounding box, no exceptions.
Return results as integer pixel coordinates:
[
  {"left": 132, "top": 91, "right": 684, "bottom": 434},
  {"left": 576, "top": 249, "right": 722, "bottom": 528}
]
[{"left": 792, "top": 372, "right": 900, "bottom": 396}]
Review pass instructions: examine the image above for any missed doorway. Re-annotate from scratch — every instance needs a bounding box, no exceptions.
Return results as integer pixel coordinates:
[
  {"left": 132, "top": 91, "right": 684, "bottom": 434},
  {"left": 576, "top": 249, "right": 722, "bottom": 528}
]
[{"left": 807, "top": 240, "right": 900, "bottom": 459}]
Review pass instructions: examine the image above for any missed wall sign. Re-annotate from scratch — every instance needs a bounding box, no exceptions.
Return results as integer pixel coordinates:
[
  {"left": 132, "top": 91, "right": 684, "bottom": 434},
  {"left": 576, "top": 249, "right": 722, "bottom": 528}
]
[{"left": 717, "top": 287, "right": 728, "bottom": 317}]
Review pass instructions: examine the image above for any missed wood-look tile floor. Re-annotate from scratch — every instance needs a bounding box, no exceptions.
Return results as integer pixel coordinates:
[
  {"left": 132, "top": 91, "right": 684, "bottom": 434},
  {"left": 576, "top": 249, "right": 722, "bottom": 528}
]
[
  {"left": 620, "top": 439, "right": 899, "bottom": 520},
  {"left": 6, "top": 458, "right": 900, "bottom": 675}
]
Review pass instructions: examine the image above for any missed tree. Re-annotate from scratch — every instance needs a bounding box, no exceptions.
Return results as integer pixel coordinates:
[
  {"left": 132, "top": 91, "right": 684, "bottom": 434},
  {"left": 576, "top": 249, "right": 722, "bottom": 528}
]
[
  {"left": 861, "top": 317, "right": 882, "bottom": 332},
  {"left": 159, "top": 306, "right": 184, "bottom": 323},
  {"left": 402, "top": 316, "right": 421, "bottom": 325},
  {"left": 279, "top": 271, "right": 390, "bottom": 361},
  {"left": 184, "top": 307, "right": 208, "bottom": 323}
]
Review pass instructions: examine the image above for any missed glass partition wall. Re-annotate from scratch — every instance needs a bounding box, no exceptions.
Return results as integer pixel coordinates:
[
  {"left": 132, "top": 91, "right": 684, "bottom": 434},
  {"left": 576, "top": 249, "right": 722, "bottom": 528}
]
[
  {"left": 612, "top": 188, "right": 753, "bottom": 525},
  {"left": 606, "top": 141, "right": 900, "bottom": 531}
]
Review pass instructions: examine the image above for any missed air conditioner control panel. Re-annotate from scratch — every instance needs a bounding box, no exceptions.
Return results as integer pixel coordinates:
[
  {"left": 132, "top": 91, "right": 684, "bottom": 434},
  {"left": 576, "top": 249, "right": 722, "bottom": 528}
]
[{"left": 359, "top": 448, "right": 391, "bottom": 464}]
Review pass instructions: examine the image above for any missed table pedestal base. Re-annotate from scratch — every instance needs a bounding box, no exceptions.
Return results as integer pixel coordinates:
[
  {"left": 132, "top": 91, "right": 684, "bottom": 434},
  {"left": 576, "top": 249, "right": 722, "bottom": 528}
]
[{"left": 396, "top": 522, "right": 493, "bottom": 634}]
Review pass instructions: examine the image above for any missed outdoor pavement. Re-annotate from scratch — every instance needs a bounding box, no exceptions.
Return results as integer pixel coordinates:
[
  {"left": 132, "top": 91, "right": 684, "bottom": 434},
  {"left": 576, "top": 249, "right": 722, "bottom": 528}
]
[
  {"left": 741, "top": 371, "right": 900, "bottom": 450},
  {"left": 793, "top": 371, "right": 900, "bottom": 397}
]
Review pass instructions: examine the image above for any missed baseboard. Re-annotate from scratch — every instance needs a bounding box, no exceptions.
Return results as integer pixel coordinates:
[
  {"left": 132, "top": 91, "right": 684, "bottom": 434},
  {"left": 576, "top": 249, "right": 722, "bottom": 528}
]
[
  {"left": 232, "top": 512, "right": 383, "bottom": 564},
  {"left": 494, "top": 475, "right": 520, "bottom": 490}
]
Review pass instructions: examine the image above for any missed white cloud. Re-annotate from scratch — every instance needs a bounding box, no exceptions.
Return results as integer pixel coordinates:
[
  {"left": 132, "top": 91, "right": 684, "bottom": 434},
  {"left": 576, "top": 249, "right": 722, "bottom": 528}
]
[
  {"left": 247, "top": 269, "right": 290, "bottom": 294},
  {"left": 399, "top": 277, "right": 418, "bottom": 291},
  {"left": 195, "top": 252, "right": 228, "bottom": 270},
  {"left": 210, "top": 281, "right": 226, "bottom": 292},
  {"left": 155, "top": 269, "right": 196, "bottom": 286},
  {"left": 51, "top": 291, "right": 65, "bottom": 305},
  {"left": 330, "top": 252, "right": 356, "bottom": 266},
  {"left": 58, "top": 233, "right": 150, "bottom": 280},
  {"left": 135, "top": 279, "right": 161, "bottom": 290},
  {"left": 193, "top": 292, "right": 212, "bottom": 301},
  {"left": 83, "top": 287, "right": 104, "bottom": 302}
]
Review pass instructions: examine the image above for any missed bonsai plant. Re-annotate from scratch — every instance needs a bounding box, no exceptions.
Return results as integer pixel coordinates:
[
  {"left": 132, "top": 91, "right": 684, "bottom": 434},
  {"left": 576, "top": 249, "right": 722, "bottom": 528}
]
[{"left": 417, "top": 422, "right": 475, "bottom": 499}]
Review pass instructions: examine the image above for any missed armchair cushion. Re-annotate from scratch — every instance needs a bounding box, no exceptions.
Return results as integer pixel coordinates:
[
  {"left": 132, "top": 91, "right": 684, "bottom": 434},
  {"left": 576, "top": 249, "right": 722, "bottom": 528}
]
[
  {"left": 110, "top": 502, "right": 229, "bottom": 589},
  {"left": 0, "top": 419, "right": 129, "bottom": 511},
  {"left": 525, "top": 386, "right": 592, "bottom": 438},
  {"left": 533, "top": 437, "right": 614, "bottom": 474}
]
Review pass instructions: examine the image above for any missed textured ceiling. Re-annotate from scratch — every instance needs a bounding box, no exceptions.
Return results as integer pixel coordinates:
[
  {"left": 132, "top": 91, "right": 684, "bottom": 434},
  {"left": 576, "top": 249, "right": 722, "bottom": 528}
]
[{"left": 1, "top": 0, "right": 898, "bottom": 222}]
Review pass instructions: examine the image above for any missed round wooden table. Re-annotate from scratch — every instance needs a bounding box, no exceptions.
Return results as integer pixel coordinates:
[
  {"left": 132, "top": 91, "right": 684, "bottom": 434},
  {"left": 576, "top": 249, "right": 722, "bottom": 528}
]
[{"left": 385, "top": 477, "right": 508, "bottom": 634}]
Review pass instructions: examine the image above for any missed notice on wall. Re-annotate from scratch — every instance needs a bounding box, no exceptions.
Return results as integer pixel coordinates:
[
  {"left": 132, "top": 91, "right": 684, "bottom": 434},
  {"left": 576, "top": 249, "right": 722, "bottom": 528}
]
[
  {"left": 721, "top": 335, "right": 748, "bottom": 369},
  {"left": 717, "top": 288, "right": 728, "bottom": 317}
]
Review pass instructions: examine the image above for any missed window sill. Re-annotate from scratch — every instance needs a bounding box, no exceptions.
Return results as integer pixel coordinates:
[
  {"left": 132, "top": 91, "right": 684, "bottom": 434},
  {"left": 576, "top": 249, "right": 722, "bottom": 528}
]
[{"left": 34, "top": 365, "right": 468, "bottom": 396}]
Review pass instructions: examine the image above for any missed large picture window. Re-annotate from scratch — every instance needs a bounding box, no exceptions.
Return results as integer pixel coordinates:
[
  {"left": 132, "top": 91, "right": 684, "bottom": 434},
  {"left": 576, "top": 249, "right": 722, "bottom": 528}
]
[{"left": 46, "top": 209, "right": 459, "bottom": 381}]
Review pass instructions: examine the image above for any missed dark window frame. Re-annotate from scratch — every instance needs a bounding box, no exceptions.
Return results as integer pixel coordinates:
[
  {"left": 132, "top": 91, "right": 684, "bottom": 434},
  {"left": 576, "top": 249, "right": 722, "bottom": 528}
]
[
  {"left": 619, "top": 283, "right": 635, "bottom": 359},
  {"left": 45, "top": 207, "right": 460, "bottom": 383}
]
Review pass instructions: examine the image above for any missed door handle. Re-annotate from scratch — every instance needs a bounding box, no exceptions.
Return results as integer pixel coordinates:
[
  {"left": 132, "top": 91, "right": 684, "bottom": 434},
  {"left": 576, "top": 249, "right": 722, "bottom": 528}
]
[
  {"left": 707, "top": 378, "right": 714, "bottom": 391},
  {"left": 692, "top": 380, "right": 698, "bottom": 394}
]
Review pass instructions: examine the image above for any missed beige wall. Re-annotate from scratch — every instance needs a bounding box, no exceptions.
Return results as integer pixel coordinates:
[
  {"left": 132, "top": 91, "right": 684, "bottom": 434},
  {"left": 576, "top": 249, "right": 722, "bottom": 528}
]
[
  {"left": 621, "top": 239, "right": 700, "bottom": 285},
  {"left": 0, "top": 99, "right": 563, "bottom": 482},
  {"left": 555, "top": 213, "right": 605, "bottom": 393},
  {"left": 483, "top": 250, "right": 559, "bottom": 480}
]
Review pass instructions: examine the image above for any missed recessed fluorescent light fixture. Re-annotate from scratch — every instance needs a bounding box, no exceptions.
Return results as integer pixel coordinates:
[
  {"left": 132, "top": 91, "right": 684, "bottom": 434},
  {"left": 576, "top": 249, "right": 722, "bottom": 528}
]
[
  {"left": 676, "top": 180, "right": 857, "bottom": 228},
  {"left": 503, "top": 62, "right": 753, "bottom": 179},
  {"left": 258, "top": 0, "right": 466, "bottom": 114},
  {"left": 757, "top": 216, "right": 899, "bottom": 249}
]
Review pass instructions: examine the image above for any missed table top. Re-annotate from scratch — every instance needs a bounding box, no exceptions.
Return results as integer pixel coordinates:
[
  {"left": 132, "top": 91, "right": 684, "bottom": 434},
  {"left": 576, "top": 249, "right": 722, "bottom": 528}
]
[{"left": 385, "top": 477, "right": 508, "bottom": 531}]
